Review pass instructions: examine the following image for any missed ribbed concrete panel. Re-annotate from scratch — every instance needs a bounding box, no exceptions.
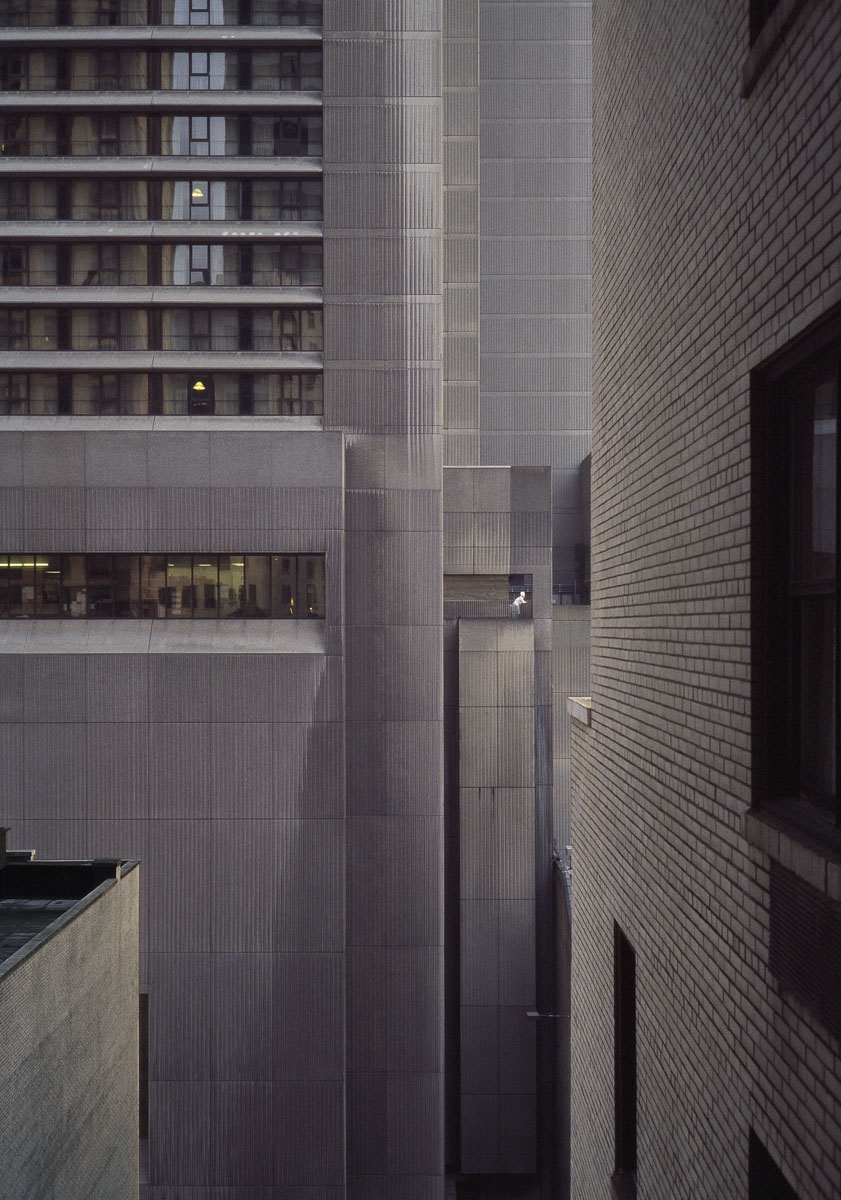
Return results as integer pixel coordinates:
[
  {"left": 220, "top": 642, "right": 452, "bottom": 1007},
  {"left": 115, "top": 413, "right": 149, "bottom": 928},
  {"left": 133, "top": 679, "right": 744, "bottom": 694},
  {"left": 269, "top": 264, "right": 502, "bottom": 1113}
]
[
  {"left": 0, "top": 656, "right": 23, "bottom": 722},
  {"left": 457, "top": 618, "right": 536, "bottom": 1174},
  {"left": 328, "top": 233, "right": 441, "bottom": 296},
  {"left": 345, "top": 720, "right": 441, "bottom": 817},
  {"left": 483, "top": 394, "right": 591, "bottom": 430},
  {"left": 324, "top": 170, "right": 442, "bottom": 230},
  {"left": 483, "top": 197, "right": 591, "bottom": 237},
  {"left": 482, "top": 432, "right": 591, "bottom": 470},
  {"left": 324, "top": 103, "right": 441, "bottom": 166},
  {"left": 483, "top": 354, "right": 590, "bottom": 392},
  {"left": 445, "top": 285, "right": 480, "bottom": 331},
  {"left": 445, "top": 389, "right": 480, "bottom": 430},
  {"left": 445, "top": 236, "right": 479, "bottom": 283},
  {"left": 324, "top": 9, "right": 444, "bottom": 1188},
  {"left": 444, "top": 0, "right": 479, "bottom": 470},
  {"left": 347, "top": 814, "right": 442, "bottom": 948},
  {"left": 149, "top": 954, "right": 274, "bottom": 1083},
  {"left": 483, "top": 275, "right": 591, "bottom": 314},
  {"left": 346, "top": 945, "right": 442, "bottom": 1072},
  {"left": 478, "top": 0, "right": 591, "bottom": 585},
  {"left": 150, "top": 1081, "right": 343, "bottom": 1189},
  {"left": 273, "top": 953, "right": 345, "bottom": 1082},
  {"left": 325, "top": 38, "right": 440, "bottom": 99}
]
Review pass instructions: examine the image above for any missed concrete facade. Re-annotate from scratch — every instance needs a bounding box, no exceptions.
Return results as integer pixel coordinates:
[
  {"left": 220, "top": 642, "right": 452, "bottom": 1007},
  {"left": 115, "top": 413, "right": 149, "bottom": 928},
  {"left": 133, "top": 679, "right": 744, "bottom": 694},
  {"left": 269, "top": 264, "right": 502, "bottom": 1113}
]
[
  {"left": 571, "top": 1, "right": 841, "bottom": 1197},
  {"left": 479, "top": 0, "right": 592, "bottom": 588},
  {"left": 0, "top": 839, "right": 139, "bottom": 1200},
  {"left": 0, "top": 3, "right": 592, "bottom": 1195}
]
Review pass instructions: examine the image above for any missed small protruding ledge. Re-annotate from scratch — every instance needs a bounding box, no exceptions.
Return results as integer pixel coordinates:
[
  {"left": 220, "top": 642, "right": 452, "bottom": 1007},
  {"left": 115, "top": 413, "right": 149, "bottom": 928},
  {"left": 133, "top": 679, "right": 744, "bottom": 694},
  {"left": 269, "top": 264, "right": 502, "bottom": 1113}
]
[
  {"left": 744, "top": 809, "right": 841, "bottom": 903},
  {"left": 567, "top": 695, "right": 592, "bottom": 726}
]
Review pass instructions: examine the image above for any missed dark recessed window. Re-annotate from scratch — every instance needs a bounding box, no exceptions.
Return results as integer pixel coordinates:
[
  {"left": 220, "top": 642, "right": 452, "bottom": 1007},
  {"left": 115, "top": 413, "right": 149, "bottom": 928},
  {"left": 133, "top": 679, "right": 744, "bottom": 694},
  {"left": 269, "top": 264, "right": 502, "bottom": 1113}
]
[
  {"left": 749, "top": 1130, "right": 798, "bottom": 1199},
  {"left": 753, "top": 316, "right": 839, "bottom": 834},
  {"left": 612, "top": 923, "right": 637, "bottom": 1200}
]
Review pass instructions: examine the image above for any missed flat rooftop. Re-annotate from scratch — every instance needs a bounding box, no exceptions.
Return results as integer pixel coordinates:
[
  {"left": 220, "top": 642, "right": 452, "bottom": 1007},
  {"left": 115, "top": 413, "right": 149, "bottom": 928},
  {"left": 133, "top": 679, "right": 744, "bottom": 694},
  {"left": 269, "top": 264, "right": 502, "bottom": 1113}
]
[{"left": 0, "top": 829, "right": 127, "bottom": 969}]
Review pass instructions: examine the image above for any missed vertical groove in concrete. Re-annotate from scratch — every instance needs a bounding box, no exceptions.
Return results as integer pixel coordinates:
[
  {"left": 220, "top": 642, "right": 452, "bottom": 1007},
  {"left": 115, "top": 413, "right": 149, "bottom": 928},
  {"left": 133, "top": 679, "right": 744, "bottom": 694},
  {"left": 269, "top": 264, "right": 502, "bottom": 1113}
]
[
  {"left": 443, "top": 0, "right": 481, "bottom": 465},
  {"left": 479, "top": 0, "right": 592, "bottom": 586},
  {"left": 323, "top": 3, "right": 445, "bottom": 1194}
]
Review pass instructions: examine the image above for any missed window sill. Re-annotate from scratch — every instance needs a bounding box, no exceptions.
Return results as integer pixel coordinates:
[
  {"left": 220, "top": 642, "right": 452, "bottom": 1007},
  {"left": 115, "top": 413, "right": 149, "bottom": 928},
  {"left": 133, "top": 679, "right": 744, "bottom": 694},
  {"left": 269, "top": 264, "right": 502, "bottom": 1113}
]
[
  {"left": 567, "top": 695, "right": 592, "bottom": 726},
  {"left": 741, "top": 0, "right": 814, "bottom": 97},
  {"left": 744, "top": 809, "right": 841, "bottom": 903}
]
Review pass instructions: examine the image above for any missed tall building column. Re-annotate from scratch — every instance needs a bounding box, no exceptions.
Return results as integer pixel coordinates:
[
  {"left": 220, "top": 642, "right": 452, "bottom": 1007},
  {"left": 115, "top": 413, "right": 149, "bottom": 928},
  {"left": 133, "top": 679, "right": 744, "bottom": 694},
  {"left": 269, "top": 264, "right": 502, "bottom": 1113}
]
[{"left": 323, "top": 4, "right": 445, "bottom": 1196}]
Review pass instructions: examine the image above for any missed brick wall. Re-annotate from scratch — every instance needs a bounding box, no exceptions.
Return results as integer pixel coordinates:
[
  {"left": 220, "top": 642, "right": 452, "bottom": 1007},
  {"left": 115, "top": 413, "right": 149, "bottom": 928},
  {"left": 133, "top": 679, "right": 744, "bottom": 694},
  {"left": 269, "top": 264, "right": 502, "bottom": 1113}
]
[{"left": 571, "top": 1, "right": 841, "bottom": 1196}]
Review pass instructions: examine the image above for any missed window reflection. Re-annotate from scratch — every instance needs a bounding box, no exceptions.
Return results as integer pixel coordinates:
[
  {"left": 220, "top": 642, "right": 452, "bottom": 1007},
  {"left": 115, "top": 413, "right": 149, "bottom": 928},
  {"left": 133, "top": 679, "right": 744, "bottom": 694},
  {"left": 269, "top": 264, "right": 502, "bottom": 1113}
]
[
  {"left": 0, "top": 554, "right": 325, "bottom": 618},
  {"left": 0, "top": 114, "right": 321, "bottom": 157},
  {"left": 0, "top": 178, "right": 321, "bottom": 221},
  {"left": 0, "top": 371, "right": 323, "bottom": 415}
]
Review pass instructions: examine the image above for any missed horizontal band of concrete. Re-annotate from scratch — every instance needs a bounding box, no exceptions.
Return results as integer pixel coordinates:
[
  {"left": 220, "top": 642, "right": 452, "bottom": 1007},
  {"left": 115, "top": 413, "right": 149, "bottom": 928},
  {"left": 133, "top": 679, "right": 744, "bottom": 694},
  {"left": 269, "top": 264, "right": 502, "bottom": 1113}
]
[
  {"left": 0, "top": 619, "right": 327, "bottom": 655},
  {"left": 0, "top": 350, "right": 322, "bottom": 370},
  {"left": 0, "top": 286, "right": 322, "bottom": 307},
  {"left": 0, "top": 90, "right": 321, "bottom": 112},
  {"left": 0, "top": 220, "right": 323, "bottom": 243},
  {"left": 0, "top": 26, "right": 322, "bottom": 48},
  {"left": 0, "top": 156, "right": 321, "bottom": 178}
]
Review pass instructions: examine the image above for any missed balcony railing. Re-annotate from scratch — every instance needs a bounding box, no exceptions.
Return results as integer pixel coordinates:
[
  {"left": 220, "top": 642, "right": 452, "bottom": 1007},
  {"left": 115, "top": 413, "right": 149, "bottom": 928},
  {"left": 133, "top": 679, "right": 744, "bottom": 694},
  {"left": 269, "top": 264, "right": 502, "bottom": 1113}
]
[{"left": 443, "top": 599, "right": 531, "bottom": 620}]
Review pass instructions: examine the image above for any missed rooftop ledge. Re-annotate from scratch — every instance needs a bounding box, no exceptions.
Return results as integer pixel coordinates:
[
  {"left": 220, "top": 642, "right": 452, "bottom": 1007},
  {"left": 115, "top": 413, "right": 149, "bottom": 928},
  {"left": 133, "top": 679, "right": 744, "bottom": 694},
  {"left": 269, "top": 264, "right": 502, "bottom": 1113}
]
[
  {"left": 566, "top": 695, "right": 591, "bottom": 726},
  {"left": 744, "top": 809, "right": 841, "bottom": 903}
]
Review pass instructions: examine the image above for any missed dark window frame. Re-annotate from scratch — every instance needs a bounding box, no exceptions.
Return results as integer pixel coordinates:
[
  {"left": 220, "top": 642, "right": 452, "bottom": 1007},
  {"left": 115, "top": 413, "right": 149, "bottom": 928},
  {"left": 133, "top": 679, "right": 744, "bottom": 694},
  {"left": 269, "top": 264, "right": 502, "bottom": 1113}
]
[
  {"left": 612, "top": 923, "right": 637, "bottom": 1200},
  {"left": 752, "top": 309, "right": 840, "bottom": 843},
  {"left": 749, "top": 1129, "right": 798, "bottom": 1199}
]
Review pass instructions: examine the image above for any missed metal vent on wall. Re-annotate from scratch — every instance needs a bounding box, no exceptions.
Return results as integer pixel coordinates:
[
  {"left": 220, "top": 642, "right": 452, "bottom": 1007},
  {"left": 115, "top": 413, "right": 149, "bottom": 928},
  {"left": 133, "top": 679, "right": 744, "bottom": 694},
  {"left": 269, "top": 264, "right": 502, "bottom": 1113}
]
[{"left": 769, "top": 860, "right": 841, "bottom": 1041}]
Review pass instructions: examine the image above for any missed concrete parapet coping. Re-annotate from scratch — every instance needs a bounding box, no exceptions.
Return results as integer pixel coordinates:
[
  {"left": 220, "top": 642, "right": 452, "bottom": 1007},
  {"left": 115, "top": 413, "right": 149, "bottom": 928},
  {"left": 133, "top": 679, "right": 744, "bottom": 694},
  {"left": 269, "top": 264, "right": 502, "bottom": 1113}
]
[
  {"left": 0, "top": 26, "right": 322, "bottom": 47},
  {"left": 566, "top": 695, "right": 591, "bottom": 726},
  {"left": 0, "top": 859, "right": 139, "bottom": 982},
  {"left": 0, "top": 619, "right": 327, "bottom": 655}
]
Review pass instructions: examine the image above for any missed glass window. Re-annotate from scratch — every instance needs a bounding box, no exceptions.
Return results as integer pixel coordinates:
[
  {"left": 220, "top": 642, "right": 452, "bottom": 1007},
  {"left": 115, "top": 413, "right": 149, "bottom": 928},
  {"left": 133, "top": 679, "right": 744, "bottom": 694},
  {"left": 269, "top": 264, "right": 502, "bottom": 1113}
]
[
  {"left": 87, "top": 554, "right": 115, "bottom": 617},
  {"left": 271, "top": 555, "right": 296, "bottom": 618},
  {"left": 7, "top": 555, "right": 32, "bottom": 617},
  {"left": 299, "top": 554, "right": 324, "bottom": 618},
  {"left": 0, "top": 246, "right": 26, "bottom": 285},
  {"left": 141, "top": 555, "right": 167, "bottom": 618},
  {"left": 0, "top": 554, "right": 325, "bottom": 617},
  {"left": 165, "top": 555, "right": 193, "bottom": 617},
  {"left": 62, "top": 554, "right": 87, "bottom": 617},
  {"left": 113, "top": 554, "right": 140, "bottom": 616},
  {"left": 218, "top": 555, "right": 245, "bottom": 617},
  {"left": 757, "top": 330, "right": 839, "bottom": 828},
  {"left": 34, "top": 555, "right": 62, "bottom": 616},
  {"left": 192, "top": 557, "right": 218, "bottom": 617},
  {"left": 244, "top": 556, "right": 270, "bottom": 617}
]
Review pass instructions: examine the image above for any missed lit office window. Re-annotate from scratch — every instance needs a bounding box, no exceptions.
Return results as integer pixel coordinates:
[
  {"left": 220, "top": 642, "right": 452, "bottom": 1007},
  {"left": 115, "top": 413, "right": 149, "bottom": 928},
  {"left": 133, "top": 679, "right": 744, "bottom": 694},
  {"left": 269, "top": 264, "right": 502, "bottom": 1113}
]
[{"left": 0, "top": 554, "right": 326, "bottom": 618}]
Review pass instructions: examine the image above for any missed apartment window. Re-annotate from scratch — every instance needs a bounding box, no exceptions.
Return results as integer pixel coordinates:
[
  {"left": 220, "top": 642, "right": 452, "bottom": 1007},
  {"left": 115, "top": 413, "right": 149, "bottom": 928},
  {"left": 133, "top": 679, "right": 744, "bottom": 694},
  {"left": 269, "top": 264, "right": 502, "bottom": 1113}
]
[
  {"left": 753, "top": 317, "right": 839, "bottom": 833},
  {"left": 0, "top": 371, "right": 323, "bottom": 416},
  {"left": 0, "top": 51, "right": 26, "bottom": 90},
  {"left": 0, "top": 115, "right": 28, "bottom": 155},
  {"left": 0, "top": 309, "right": 58, "bottom": 350},
  {"left": 0, "top": 246, "right": 26, "bottom": 285},
  {"left": 749, "top": 1131, "right": 798, "bottom": 1199},
  {"left": 612, "top": 924, "right": 637, "bottom": 1200},
  {"left": 189, "top": 180, "right": 209, "bottom": 219},
  {"left": 0, "top": 554, "right": 325, "bottom": 619}
]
